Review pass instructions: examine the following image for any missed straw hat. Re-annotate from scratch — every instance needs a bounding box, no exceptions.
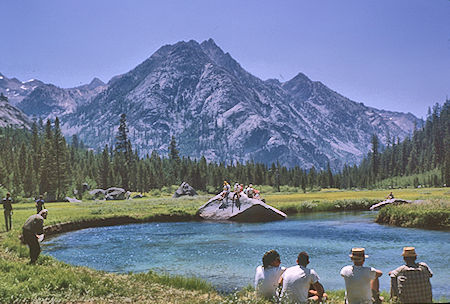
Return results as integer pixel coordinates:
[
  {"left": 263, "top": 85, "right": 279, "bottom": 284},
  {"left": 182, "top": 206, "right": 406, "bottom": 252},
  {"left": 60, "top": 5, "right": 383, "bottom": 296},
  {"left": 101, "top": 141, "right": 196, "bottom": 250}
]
[
  {"left": 402, "top": 247, "right": 417, "bottom": 257},
  {"left": 349, "top": 248, "right": 368, "bottom": 260}
]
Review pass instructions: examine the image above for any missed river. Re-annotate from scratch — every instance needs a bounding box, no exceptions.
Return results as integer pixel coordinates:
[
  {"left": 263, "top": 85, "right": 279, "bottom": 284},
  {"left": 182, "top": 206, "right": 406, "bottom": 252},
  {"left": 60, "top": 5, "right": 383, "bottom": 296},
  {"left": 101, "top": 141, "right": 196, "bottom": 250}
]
[{"left": 43, "top": 211, "right": 449, "bottom": 298}]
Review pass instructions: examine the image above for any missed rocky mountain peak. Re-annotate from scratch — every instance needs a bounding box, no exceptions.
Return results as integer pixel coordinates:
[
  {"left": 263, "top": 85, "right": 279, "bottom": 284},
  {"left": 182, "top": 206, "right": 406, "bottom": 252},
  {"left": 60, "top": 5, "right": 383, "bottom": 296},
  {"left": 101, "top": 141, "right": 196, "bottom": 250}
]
[{"left": 87, "top": 77, "right": 105, "bottom": 90}]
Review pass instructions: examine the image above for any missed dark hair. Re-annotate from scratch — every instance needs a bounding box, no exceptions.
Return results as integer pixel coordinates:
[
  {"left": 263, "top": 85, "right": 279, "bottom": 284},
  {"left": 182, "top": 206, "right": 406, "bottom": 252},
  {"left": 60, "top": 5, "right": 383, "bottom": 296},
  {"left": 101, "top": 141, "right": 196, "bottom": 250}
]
[
  {"left": 297, "top": 251, "right": 309, "bottom": 266},
  {"left": 262, "top": 250, "right": 280, "bottom": 268}
]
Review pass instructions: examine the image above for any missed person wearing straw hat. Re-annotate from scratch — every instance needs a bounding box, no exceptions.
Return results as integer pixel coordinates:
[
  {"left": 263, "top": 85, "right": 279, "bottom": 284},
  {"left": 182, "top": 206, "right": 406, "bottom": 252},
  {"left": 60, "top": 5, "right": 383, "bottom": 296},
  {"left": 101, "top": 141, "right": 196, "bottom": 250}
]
[
  {"left": 340, "top": 248, "right": 383, "bottom": 304},
  {"left": 389, "top": 247, "right": 433, "bottom": 303}
]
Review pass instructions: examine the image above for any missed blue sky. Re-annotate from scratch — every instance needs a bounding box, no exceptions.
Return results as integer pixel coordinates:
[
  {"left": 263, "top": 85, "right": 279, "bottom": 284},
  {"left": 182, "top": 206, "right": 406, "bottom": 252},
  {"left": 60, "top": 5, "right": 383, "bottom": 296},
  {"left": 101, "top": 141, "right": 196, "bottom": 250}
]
[{"left": 1, "top": 0, "right": 448, "bottom": 118}]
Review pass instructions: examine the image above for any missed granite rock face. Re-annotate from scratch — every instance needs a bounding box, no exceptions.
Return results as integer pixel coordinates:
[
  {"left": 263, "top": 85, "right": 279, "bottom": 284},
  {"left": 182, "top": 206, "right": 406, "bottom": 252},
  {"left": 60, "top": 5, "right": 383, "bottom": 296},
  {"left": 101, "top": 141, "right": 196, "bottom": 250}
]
[
  {"left": 197, "top": 192, "right": 286, "bottom": 222},
  {"left": 105, "top": 187, "right": 128, "bottom": 200},
  {"left": 173, "top": 182, "right": 198, "bottom": 198}
]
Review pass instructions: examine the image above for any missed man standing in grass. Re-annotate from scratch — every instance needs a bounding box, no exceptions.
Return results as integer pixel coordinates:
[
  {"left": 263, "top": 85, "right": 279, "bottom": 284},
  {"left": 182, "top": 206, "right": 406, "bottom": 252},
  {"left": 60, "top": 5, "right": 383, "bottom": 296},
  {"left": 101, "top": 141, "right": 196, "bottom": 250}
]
[
  {"left": 2, "top": 192, "right": 13, "bottom": 231},
  {"left": 35, "top": 195, "right": 45, "bottom": 214},
  {"left": 22, "top": 209, "right": 48, "bottom": 264},
  {"left": 389, "top": 247, "right": 433, "bottom": 303},
  {"left": 340, "top": 248, "right": 383, "bottom": 304}
]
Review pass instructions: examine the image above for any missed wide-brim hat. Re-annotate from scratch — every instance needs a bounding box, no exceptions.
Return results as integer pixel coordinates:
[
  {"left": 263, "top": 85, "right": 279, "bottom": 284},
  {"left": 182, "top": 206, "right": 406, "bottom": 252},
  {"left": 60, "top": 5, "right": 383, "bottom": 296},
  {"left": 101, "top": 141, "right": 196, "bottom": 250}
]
[
  {"left": 402, "top": 247, "right": 417, "bottom": 257},
  {"left": 349, "top": 248, "right": 368, "bottom": 260}
]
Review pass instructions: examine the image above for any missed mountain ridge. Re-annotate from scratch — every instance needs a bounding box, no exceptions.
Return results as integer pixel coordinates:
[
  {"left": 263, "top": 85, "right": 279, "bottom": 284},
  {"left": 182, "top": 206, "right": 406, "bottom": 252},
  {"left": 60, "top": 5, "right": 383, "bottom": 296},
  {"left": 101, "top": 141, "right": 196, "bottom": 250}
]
[{"left": 0, "top": 39, "right": 421, "bottom": 170}]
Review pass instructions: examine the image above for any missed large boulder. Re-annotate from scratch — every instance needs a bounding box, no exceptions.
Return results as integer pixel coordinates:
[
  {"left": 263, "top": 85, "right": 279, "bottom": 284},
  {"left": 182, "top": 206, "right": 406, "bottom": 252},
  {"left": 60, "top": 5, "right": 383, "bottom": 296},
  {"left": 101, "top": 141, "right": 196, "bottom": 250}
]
[
  {"left": 64, "top": 197, "right": 82, "bottom": 203},
  {"left": 105, "top": 187, "right": 127, "bottom": 200},
  {"left": 89, "top": 189, "right": 106, "bottom": 199},
  {"left": 197, "top": 192, "right": 286, "bottom": 222},
  {"left": 369, "top": 198, "right": 411, "bottom": 211},
  {"left": 173, "top": 182, "right": 198, "bottom": 198}
]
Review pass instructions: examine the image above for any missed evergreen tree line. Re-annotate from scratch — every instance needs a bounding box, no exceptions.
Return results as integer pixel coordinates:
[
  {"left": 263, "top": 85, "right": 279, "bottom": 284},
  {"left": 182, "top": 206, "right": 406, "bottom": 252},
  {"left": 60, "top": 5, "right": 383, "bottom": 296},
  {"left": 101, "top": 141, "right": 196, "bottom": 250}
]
[
  {"left": 339, "top": 100, "right": 450, "bottom": 188},
  {"left": 0, "top": 101, "right": 448, "bottom": 200}
]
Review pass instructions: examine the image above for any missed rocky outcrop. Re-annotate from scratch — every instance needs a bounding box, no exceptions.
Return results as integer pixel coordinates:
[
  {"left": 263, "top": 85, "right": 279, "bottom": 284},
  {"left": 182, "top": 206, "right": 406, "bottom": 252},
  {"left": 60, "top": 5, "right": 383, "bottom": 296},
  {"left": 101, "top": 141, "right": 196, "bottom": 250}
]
[
  {"left": 64, "top": 197, "right": 82, "bottom": 203},
  {"left": 197, "top": 192, "right": 286, "bottom": 222},
  {"left": 172, "top": 182, "right": 198, "bottom": 198},
  {"left": 369, "top": 198, "right": 411, "bottom": 211},
  {"left": 105, "top": 187, "right": 129, "bottom": 200},
  {"left": 89, "top": 189, "right": 106, "bottom": 199}
]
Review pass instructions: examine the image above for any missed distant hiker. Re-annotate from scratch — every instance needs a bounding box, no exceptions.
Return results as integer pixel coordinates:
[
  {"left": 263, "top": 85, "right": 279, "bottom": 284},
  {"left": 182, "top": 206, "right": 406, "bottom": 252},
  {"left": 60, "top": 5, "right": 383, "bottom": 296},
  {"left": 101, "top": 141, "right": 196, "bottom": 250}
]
[
  {"left": 2, "top": 192, "right": 13, "bottom": 231},
  {"left": 35, "top": 195, "right": 45, "bottom": 214},
  {"left": 280, "top": 251, "right": 325, "bottom": 303},
  {"left": 389, "top": 247, "right": 433, "bottom": 304},
  {"left": 246, "top": 184, "right": 255, "bottom": 198},
  {"left": 22, "top": 209, "right": 48, "bottom": 264},
  {"left": 341, "top": 248, "right": 383, "bottom": 304},
  {"left": 255, "top": 250, "right": 286, "bottom": 300},
  {"left": 387, "top": 192, "right": 394, "bottom": 199}
]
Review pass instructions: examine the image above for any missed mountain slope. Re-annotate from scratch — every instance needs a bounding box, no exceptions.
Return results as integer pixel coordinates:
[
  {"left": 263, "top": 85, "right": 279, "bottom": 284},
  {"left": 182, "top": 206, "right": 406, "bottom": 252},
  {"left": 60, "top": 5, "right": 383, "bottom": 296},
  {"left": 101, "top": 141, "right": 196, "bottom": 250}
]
[
  {"left": 0, "top": 100, "right": 32, "bottom": 129},
  {"left": 60, "top": 39, "right": 420, "bottom": 169}
]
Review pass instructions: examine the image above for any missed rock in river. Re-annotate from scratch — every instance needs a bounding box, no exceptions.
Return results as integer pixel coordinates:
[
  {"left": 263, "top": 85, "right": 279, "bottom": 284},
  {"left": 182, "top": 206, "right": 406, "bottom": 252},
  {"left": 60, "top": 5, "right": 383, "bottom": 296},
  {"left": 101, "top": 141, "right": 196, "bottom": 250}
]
[{"left": 197, "top": 192, "right": 286, "bottom": 222}]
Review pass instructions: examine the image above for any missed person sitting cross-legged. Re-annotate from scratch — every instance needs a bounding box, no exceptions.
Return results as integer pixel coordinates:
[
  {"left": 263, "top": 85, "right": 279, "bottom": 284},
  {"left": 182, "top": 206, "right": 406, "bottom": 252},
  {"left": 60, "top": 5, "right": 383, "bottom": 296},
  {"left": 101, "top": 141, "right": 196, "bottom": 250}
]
[
  {"left": 280, "top": 251, "right": 325, "bottom": 303},
  {"left": 255, "top": 250, "right": 286, "bottom": 301},
  {"left": 389, "top": 247, "right": 433, "bottom": 304},
  {"left": 340, "top": 248, "right": 383, "bottom": 304}
]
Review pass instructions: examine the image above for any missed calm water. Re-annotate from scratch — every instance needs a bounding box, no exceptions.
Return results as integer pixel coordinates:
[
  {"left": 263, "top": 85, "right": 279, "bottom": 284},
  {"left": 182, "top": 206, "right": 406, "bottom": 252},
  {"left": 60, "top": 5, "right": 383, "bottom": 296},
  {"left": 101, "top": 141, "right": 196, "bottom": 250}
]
[{"left": 43, "top": 212, "right": 450, "bottom": 298}]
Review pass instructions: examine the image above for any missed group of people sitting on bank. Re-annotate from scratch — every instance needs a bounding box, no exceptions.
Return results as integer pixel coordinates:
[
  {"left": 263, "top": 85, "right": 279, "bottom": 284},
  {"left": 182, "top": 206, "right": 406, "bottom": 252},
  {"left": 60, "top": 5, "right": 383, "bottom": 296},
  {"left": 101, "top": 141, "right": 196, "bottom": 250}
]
[{"left": 255, "top": 247, "right": 433, "bottom": 304}]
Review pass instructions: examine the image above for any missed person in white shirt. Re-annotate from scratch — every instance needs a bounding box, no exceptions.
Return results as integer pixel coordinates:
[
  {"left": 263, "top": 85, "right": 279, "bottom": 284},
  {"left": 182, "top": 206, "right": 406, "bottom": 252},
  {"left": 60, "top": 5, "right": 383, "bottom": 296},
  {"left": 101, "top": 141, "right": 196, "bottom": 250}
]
[
  {"left": 255, "top": 250, "right": 286, "bottom": 300},
  {"left": 280, "top": 251, "right": 324, "bottom": 303},
  {"left": 340, "top": 248, "right": 383, "bottom": 304}
]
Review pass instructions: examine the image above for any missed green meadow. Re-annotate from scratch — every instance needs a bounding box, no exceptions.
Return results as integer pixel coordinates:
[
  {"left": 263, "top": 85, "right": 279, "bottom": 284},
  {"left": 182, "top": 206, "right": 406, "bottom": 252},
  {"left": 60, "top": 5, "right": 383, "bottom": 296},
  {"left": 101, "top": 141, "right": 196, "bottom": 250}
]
[{"left": 0, "top": 187, "right": 448, "bottom": 303}]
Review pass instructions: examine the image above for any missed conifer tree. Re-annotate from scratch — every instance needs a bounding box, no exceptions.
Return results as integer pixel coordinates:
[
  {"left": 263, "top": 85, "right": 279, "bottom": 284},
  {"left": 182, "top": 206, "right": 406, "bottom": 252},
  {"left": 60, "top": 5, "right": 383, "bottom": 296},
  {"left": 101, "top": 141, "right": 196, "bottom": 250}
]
[
  {"left": 53, "top": 117, "right": 70, "bottom": 199},
  {"left": 371, "top": 134, "right": 379, "bottom": 179},
  {"left": 40, "top": 120, "right": 57, "bottom": 200},
  {"left": 99, "top": 145, "right": 110, "bottom": 189}
]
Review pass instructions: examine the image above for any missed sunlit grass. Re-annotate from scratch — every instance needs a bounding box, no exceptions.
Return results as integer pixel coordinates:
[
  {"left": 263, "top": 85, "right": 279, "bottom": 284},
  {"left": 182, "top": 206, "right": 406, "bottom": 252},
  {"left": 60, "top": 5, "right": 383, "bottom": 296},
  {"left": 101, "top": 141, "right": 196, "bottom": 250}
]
[
  {"left": 0, "top": 187, "right": 448, "bottom": 302},
  {"left": 376, "top": 199, "right": 450, "bottom": 228}
]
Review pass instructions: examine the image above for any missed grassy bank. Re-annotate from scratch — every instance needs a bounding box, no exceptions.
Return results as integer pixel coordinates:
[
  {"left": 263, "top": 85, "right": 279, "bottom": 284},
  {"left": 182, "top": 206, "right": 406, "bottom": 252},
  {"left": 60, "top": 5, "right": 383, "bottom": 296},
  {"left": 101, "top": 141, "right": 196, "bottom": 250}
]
[
  {"left": 0, "top": 188, "right": 448, "bottom": 302},
  {"left": 376, "top": 199, "right": 450, "bottom": 229}
]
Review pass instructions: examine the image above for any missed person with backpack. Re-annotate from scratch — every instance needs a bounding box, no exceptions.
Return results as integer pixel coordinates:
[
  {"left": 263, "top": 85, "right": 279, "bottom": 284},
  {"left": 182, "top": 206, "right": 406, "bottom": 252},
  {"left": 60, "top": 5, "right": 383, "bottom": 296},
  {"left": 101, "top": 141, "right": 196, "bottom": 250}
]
[
  {"left": 2, "top": 192, "right": 13, "bottom": 231},
  {"left": 389, "top": 247, "right": 433, "bottom": 303}
]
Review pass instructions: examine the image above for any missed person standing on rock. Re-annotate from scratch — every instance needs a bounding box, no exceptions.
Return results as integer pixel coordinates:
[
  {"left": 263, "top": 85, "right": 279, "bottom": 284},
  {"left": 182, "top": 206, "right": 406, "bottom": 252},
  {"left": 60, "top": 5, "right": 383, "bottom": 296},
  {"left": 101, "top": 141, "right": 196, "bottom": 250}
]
[
  {"left": 221, "top": 181, "right": 230, "bottom": 201},
  {"left": 35, "top": 195, "right": 45, "bottom": 214},
  {"left": 255, "top": 250, "right": 286, "bottom": 300},
  {"left": 2, "top": 192, "right": 13, "bottom": 231},
  {"left": 232, "top": 182, "right": 242, "bottom": 211},
  {"left": 22, "top": 209, "right": 48, "bottom": 264},
  {"left": 389, "top": 247, "right": 433, "bottom": 303}
]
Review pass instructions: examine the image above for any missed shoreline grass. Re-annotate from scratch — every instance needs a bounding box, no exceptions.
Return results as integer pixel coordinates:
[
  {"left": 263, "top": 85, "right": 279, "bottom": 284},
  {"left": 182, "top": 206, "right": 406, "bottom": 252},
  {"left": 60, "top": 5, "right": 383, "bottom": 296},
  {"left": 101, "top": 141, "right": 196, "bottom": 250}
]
[
  {"left": 0, "top": 188, "right": 448, "bottom": 303},
  {"left": 376, "top": 199, "right": 450, "bottom": 229}
]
